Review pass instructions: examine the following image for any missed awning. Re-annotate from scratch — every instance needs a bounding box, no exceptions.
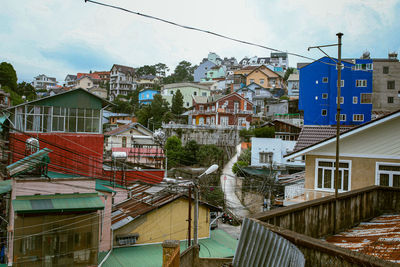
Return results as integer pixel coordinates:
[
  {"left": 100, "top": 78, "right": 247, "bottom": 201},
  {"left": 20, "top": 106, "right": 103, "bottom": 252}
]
[
  {"left": 0, "top": 180, "right": 11, "bottom": 195},
  {"left": 12, "top": 193, "right": 104, "bottom": 213}
]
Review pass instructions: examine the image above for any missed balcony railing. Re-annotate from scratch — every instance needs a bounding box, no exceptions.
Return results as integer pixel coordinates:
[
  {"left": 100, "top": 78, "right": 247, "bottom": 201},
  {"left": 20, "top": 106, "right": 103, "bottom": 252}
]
[{"left": 189, "top": 109, "right": 253, "bottom": 115}]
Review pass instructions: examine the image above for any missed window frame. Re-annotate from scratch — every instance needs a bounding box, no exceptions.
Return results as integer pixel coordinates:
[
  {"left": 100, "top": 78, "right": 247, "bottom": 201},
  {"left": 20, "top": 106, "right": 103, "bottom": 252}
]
[
  {"left": 387, "top": 81, "right": 395, "bottom": 90},
  {"left": 383, "top": 66, "right": 389, "bottom": 74},
  {"left": 321, "top": 109, "right": 327, "bottom": 116},
  {"left": 355, "top": 80, "right": 367, "bottom": 87},
  {"left": 388, "top": 96, "right": 394, "bottom": 103},
  {"left": 353, "top": 114, "right": 364, "bottom": 122},
  {"left": 322, "top": 77, "right": 328, "bottom": 83},
  {"left": 322, "top": 93, "right": 328, "bottom": 99},
  {"left": 360, "top": 93, "right": 372, "bottom": 104},
  {"left": 375, "top": 162, "right": 400, "bottom": 187},
  {"left": 315, "top": 158, "right": 352, "bottom": 192},
  {"left": 353, "top": 96, "right": 358, "bottom": 104}
]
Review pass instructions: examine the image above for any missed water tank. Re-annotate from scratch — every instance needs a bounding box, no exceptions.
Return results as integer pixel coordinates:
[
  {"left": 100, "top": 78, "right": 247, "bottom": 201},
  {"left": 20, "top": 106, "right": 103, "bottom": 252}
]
[
  {"left": 362, "top": 51, "right": 370, "bottom": 59},
  {"left": 112, "top": 151, "right": 127, "bottom": 160}
]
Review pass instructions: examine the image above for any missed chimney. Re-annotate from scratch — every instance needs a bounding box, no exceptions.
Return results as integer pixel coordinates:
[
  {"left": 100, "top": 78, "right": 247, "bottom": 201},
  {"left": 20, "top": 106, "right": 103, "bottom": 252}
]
[{"left": 162, "top": 240, "right": 180, "bottom": 267}]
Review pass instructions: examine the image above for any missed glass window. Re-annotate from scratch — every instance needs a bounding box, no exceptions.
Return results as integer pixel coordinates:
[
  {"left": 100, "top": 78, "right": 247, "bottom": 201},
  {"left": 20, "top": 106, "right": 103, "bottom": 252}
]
[
  {"left": 387, "top": 81, "right": 395, "bottom": 89},
  {"left": 322, "top": 77, "right": 328, "bottom": 83},
  {"left": 360, "top": 93, "right": 372, "bottom": 104},
  {"left": 353, "top": 96, "right": 358, "bottom": 104},
  {"left": 388, "top": 97, "right": 394, "bottom": 103},
  {"left": 316, "top": 159, "right": 350, "bottom": 191},
  {"left": 377, "top": 163, "right": 400, "bottom": 187},
  {"left": 383, "top": 66, "right": 389, "bottom": 74},
  {"left": 321, "top": 109, "right": 327, "bottom": 116}
]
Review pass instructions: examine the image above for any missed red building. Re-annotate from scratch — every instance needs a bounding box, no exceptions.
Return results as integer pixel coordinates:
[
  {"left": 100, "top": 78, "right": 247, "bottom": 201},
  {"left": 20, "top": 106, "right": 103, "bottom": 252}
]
[
  {"left": 190, "top": 92, "right": 253, "bottom": 127},
  {"left": 7, "top": 89, "right": 110, "bottom": 178}
]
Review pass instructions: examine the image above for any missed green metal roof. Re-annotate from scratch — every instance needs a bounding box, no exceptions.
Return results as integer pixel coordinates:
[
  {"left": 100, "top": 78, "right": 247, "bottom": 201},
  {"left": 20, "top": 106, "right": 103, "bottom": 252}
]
[
  {"left": 12, "top": 193, "right": 104, "bottom": 213},
  {"left": 242, "top": 167, "right": 273, "bottom": 177},
  {"left": 96, "top": 179, "right": 126, "bottom": 190},
  {"left": 96, "top": 180, "right": 116, "bottom": 193},
  {"left": 102, "top": 230, "right": 237, "bottom": 267},
  {"left": 0, "top": 180, "right": 11, "bottom": 195}
]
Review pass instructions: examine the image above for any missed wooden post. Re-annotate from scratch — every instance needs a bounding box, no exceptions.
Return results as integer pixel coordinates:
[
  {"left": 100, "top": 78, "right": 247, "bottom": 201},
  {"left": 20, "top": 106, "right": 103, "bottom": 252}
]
[{"left": 188, "top": 185, "right": 192, "bottom": 247}]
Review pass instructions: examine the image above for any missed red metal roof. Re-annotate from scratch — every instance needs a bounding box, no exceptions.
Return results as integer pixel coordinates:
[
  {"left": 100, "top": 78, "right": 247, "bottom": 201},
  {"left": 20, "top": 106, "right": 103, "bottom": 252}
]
[
  {"left": 326, "top": 214, "right": 400, "bottom": 263},
  {"left": 112, "top": 147, "right": 164, "bottom": 157}
]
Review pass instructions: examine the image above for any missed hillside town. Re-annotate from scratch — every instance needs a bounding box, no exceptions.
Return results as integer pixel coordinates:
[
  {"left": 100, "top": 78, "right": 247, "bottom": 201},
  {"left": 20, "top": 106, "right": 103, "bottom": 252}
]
[{"left": 1, "top": 1, "right": 400, "bottom": 266}]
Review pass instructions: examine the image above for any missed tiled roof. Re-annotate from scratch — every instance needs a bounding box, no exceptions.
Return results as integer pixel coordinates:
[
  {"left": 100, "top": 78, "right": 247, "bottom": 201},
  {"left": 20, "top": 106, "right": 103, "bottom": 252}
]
[
  {"left": 293, "top": 125, "right": 353, "bottom": 152},
  {"left": 112, "top": 64, "right": 135, "bottom": 76}
]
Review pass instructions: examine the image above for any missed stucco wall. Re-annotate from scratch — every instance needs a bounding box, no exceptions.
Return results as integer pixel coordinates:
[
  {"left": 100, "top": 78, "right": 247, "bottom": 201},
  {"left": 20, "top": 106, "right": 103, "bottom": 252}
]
[
  {"left": 305, "top": 154, "right": 400, "bottom": 190},
  {"left": 115, "top": 198, "right": 210, "bottom": 245}
]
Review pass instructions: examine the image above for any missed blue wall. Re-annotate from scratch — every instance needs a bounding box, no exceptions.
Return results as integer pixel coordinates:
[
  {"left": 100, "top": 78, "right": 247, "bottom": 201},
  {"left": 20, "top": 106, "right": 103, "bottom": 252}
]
[
  {"left": 299, "top": 57, "right": 372, "bottom": 125},
  {"left": 139, "top": 89, "right": 159, "bottom": 105},
  {"left": 194, "top": 60, "right": 216, "bottom": 82}
]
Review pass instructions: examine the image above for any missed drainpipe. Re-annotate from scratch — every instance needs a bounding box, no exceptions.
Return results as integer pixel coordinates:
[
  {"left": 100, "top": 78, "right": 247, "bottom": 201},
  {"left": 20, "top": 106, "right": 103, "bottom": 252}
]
[{"left": 98, "top": 229, "right": 113, "bottom": 267}]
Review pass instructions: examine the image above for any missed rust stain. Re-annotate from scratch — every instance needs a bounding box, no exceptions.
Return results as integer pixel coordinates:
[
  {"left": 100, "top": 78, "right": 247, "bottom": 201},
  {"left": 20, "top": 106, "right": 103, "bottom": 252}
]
[{"left": 325, "top": 214, "right": 400, "bottom": 263}]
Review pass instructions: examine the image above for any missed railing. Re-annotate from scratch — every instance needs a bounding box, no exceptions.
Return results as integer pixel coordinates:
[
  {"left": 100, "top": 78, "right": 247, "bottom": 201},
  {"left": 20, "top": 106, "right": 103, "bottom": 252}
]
[
  {"left": 162, "top": 123, "right": 247, "bottom": 130},
  {"left": 189, "top": 109, "right": 253, "bottom": 115}
]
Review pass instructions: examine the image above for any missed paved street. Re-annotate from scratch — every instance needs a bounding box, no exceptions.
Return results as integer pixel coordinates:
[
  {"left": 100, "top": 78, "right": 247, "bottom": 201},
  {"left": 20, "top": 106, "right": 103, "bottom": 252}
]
[{"left": 220, "top": 143, "right": 250, "bottom": 220}]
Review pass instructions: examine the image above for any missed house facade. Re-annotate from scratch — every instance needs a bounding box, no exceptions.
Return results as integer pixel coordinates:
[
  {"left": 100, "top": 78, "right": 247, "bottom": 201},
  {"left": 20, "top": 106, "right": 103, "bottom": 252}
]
[
  {"left": 190, "top": 92, "right": 253, "bottom": 127},
  {"left": 110, "top": 64, "right": 136, "bottom": 100},
  {"left": 372, "top": 53, "right": 400, "bottom": 113},
  {"left": 161, "top": 83, "right": 211, "bottom": 108},
  {"left": 287, "top": 73, "right": 299, "bottom": 97},
  {"left": 299, "top": 57, "right": 373, "bottom": 126},
  {"left": 7, "top": 88, "right": 110, "bottom": 178},
  {"left": 136, "top": 75, "right": 159, "bottom": 89},
  {"left": 31, "top": 74, "right": 58, "bottom": 91},
  {"left": 194, "top": 59, "right": 217, "bottom": 82},
  {"left": 285, "top": 111, "right": 400, "bottom": 195},
  {"left": 245, "top": 65, "right": 285, "bottom": 90},
  {"left": 74, "top": 76, "right": 100, "bottom": 90},
  {"left": 139, "top": 88, "right": 159, "bottom": 105},
  {"left": 264, "top": 119, "right": 302, "bottom": 141},
  {"left": 236, "top": 82, "right": 274, "bottom": 114},
  {"left": 63, "top": 74, "right": 77, "bottom": 87}
]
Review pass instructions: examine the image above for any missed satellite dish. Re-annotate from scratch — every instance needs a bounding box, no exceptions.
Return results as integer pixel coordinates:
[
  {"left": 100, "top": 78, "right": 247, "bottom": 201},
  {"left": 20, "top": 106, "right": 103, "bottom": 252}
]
[{"left": 362, "top": 51, "right": 370, "bottom": 59}]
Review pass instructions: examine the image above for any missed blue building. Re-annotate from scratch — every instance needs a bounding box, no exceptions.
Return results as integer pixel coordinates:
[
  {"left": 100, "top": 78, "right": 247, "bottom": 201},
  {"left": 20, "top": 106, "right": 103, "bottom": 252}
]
[
  {"left": 139, "top": 88, "right": 159, "bottom": 105},
  {"left": 299, "top": 57, "right": 373, "bottom": 126},
  {"left": 194, "top": 60, "right": 216, "bottom": 82}
]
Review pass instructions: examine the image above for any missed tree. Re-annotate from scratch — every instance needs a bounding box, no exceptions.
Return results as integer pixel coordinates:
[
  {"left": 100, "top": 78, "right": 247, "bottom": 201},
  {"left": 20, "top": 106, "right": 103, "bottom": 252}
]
[
  {"left": 197, "top": 144, "right": 223, "bottom": 167},
  {"left": 254, "top": 126, "right": 275, "bottom": 138},
  {"left": 136, "top": 65, "right": 156, "bottom": 77},
  {"left": 128, "top": 89, "right": 140, "bottom": 112},
  {"left": 183, "top": 140, "right": 199, "bottom": 165},
  {"left": 111, "top": 98, "right": 134, "bottom": 114},
  {"left": 0, "top": 62, "right": 17, "bottom": 91},
  {"left": 2, "top": 86, "right": 23, "bottom": 105},
  {"left": 16, "top": 82, "right": 36, "bottom": 101},
  {"left": 238, "top": 149, "right": 251, "bottom": 165},
  {"left": 284, "top": 67, "right": 296, "bottom": 82},
  {"left": 171, "top": 89, "right": 184, "bottom": 115},
  {"left": 163, "top": 61, "right": 195, "bottom": 84},
  {"left": 232, "top": 161, "right": 248, "bottom": 176},
  {"left": 154, "top": 63, "right": 169, "bottom": 77},
  {"left": 150, "top": 94, "right": 170, "bottom": 130},
  {"left": 165, "top": 136, "right": 183, "bottom": 168}
]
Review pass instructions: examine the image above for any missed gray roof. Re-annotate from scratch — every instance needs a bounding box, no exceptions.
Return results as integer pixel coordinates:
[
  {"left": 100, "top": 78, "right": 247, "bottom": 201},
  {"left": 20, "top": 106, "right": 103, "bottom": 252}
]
[
  {"left": 287, "top": 74, "right": 299, "bottom": 81},
  {"left": 162, "top": 82, "right": 210, "bottom": 90}
]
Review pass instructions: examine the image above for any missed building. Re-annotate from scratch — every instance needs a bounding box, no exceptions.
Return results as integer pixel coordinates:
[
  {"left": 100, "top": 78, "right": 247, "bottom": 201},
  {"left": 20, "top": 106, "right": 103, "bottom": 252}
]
[
  {"left": 136, "top": 75, "right": 159, "bottom": 89},
  {"left": 74, "top": 75, "right": 100, "bottom": 90},
  {"left": 287, "top": 73, "right": 299, "bottom": 97},
  {"left": 63, "top": 74, "right": 77, "bottom": 87},
  {"left": 4, "top": 170, "right": 113, "bottom": 266},
  {"left": 245, "top": 65, "right": 285, "bottom": 90},
  {"left": 88, "top": 87, "right": 107, "bottom": 99},
  {"left": 139, "top": 88, "right": 159, "bottom": 105},
  {"left": 194, "top": 59, "right": 217, "bottom": 82},
  {"left": 285, "top": 110, "right": 400, "bottom": 199},
  {"left": 104, "top": 123, "right": 164, "bottom": 169},
  {"left": 110, "top": 64, "right": 136, "bottom": 99},
  {"left": 161, "top": 83, "right": 211, "bottom": 108},
  {"left": 263, "top": 119, "right": 302, "bottom": 141},
  {"left": 264, "top": 100, "right": 288, "bottom": 117},
  {"left": 190, "top": 92, "right": 253, "bottom": 127},
  {"left": 201, "top": 65, "right": 226, "bottom": 82},
  {"left": 250, "top": 137, "right": 301, "bottom": 168},
  {"left": 110, "top": 183, "right": 219, "bottom": 247},
  {"left": 270, "top": 52, "right": 289, "bottom": 71},
  {"left": 7, "top": 88, "right": 111, "bottom": 178},
  {"left": 31, "top": 74, "right": 58, "bottom": 90},
  {"left": 236, "top": 82, "right": 275, "bottom": 114},
  {"left": 371, "top": 52, "right": 400, "bottom": 113},
  {"left": 298, "top": 57, "right": 373, "bottom": 126}
]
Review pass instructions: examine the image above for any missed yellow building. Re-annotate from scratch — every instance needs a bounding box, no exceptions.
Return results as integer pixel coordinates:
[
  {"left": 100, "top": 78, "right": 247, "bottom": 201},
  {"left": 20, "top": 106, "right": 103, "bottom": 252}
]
[
  {"left": 285, "top": 110, "right": 400, "bottom": 196},
  {"left": 245, "top": 65, "right": 284, "bottom": 88},
  {"left": 111, "top": 185, "right": 218, "bottom": 246}
]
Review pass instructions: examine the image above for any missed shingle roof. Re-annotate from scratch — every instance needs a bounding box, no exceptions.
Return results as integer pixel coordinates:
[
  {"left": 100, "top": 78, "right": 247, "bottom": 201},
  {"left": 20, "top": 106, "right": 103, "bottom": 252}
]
[
  {"left": 287, "top": 74, "right": 299, "bottom": 81},
  {"left": 112, "top": 64, "right": 135, "bottom": 76},
  {"left": 293, "top": 125, "right": 354, "bottom": 152}
]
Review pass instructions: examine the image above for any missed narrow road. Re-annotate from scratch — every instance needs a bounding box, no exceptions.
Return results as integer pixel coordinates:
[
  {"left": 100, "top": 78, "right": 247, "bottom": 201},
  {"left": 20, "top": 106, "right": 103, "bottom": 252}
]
[{"left": 220, "top": 143, "right": 250, "bottom": 220}]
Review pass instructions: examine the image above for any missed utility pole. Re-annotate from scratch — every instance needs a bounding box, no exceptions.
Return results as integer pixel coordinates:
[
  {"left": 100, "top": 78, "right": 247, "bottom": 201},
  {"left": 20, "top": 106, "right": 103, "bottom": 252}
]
[
  {"left": 334, "top": 33, "right": 343, "bottom": 198},
  {"left": 187, "top": 185, "right": 192, "bottom": 247},
  {"left": 193, "top": 183, "right": 199, "bottom": 245}
]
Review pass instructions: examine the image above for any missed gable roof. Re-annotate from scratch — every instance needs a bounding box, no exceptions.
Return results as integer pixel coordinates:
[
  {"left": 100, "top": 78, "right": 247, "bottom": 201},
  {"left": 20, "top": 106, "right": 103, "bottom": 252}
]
[
  {"left": 104, "top": 122, "right": 152, "bottom": 137},
  {"left": 111, "top": 64, "right": 135, "bottom": 76},
  {"left": 286, "top": 109, "right": 400, "bottom": 159},
  {"left": 162, "top": 82, "right": 210, "bottom": 91},
  {"left": 6, "top": 88, "right": 113, "bottom": 110},
  {"left": 247, "top": 65, "right": 281, "bottom": 79}
]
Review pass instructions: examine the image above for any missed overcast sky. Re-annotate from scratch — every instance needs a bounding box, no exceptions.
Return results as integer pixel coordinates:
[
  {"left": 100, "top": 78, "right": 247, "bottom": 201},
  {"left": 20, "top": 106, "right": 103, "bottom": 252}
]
[{"left": 1, "top": 0, "right": 399, "bottom": 83}]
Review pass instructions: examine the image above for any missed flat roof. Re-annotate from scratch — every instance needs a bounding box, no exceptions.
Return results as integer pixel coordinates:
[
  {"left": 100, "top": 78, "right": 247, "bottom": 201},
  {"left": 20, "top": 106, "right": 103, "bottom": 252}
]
[{"left": 325, "top": 214, "right": 400, "bottom": 263}]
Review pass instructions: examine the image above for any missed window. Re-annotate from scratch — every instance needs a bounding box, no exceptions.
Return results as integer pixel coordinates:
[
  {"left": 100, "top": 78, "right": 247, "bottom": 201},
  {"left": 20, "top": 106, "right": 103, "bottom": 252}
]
[
  {"left": 122, "top": 137, "right": 127, "bottom": 148},
  {"left": 353, "top": 96, "right": 358, "bottom": 104},
  {"left": 259, "top": 152, "right": 273, "bottom": 164},
  {"left": 376, "top": 163, "right": 400, "bottom": 187},
  {"left": 249, "top": 79, "right": 254, "bottom": 83},
  {"left": 316, "top": 159, "right": 351, "bottom": 191},
  {"left": 383, "top": 66, "right": 389, "bottom": 74},
  {"left": 353, "top": 114, "right": 364, "bottom": 121},
  {"left": 193, "top": 91, "right": 197, "bottom": 96},
  {"left": 170, "top": 90, "right": 174, "bottom": 95},
  {"left": 186, "top": 102, "right": 190, "bottom": 107},
  {"left": 360, "top": 93, "right": 372, "bottom": 104},
  {"left": 199, "top": 105, "right": 204, "bottom": 112},
  {"left": 260, "top": 79, "right": 264, "bottom": 85},
  {"left": 337, "top": 80, "right": 344, "bottom": 87},
  {"left": 116, "top": 235, "right": 139, "bottom": 246},
  {"left": 388, "top": 96, "right": 394, "bottom": 103},
  {"left": 202, "top": 92, "right": 207, "bottom": 96},
  {"left": 387, "top": 81, "right": 395, "bottom": 89},
  {"left": 354, "top": 63, "right": 373, "bottom": 70},
  {"left": 335, "top": 114, "right": 346, "bottom": 121},
  {"left": 336, "top": 97, "right": 344, "bottom": 104},
  {"left": 321, "top": 109, "right": 327, "bottom": 116},
  {"left": 356, "top": 80, "right": 367, "bottom": 87},
  {"left": 322, "top": 77, "right": 328, "bottom": 83},
  {"left": 322, "top": 93, "right": 328, "bottom": 99},
  {"left": 220, "top": 116, "right": 229, "bottom": 126}
]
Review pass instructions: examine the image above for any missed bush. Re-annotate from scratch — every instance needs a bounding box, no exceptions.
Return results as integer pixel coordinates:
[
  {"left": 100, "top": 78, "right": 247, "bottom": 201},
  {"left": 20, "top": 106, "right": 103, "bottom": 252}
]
[{"left": 232, "top": 161, "right": 248, "bottom": 176}]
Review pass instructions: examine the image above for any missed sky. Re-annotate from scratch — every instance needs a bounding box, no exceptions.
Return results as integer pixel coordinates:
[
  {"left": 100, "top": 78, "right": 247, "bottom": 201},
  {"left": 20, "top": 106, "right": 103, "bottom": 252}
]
[{"left": 1, "top": 0, "right": 400, "bottom": 83}]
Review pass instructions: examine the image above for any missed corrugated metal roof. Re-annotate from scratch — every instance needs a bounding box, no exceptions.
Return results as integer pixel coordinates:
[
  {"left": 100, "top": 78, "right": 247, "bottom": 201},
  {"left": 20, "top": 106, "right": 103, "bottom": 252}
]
[
  {"left": 233, "top": 218, "right": 305, "bottom": 267},
  {"left": 326, "top": 214, "right": 400, "bottom": 263},
  {"left": 103, "top": 229, "right": 238, "bottom": 267},
  {"left": 6, "top": 148, "right": 52, "bottom": 177},
  {"left": 0, "top": 180, "right": 11, "bottom": 195},
  {"left": 13, "top": 193, "right": 104, "bottom": 213}
]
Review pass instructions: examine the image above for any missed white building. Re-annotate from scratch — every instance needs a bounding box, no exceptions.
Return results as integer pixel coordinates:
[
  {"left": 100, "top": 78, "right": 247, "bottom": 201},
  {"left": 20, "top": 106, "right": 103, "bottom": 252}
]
[
  {"left": 250, "top": 137, "right": 303, "bottom": 168},
  {"left": 110, "top": 64, "right": 136, "bottom": 100},
  {"left": 31, "top": 74, "right": 58, "bottom": 90}
]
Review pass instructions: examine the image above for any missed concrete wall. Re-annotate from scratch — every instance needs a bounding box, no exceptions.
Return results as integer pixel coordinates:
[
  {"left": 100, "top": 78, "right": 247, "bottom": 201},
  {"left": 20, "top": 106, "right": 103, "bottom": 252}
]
[
  {"left": 180, "top": 245, "right": 232, "bottom": 267},
  {"left": 251, "top": 137, "right": 296, "bottom": 167},
  {"left": 252, "top": 186, "right": 400, "bottom": 266},
  {"left": 372, "top": 60, "right": 400, "bottom": 112}
]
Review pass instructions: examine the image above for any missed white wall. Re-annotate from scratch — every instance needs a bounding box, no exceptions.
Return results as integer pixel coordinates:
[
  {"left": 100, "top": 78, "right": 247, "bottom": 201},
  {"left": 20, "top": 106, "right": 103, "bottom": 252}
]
[{"left": 250, "top": 137, "right": 297, "bottom": 167}]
